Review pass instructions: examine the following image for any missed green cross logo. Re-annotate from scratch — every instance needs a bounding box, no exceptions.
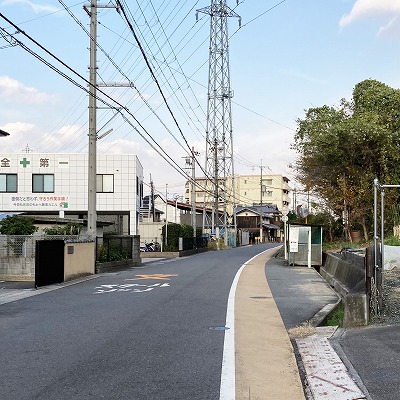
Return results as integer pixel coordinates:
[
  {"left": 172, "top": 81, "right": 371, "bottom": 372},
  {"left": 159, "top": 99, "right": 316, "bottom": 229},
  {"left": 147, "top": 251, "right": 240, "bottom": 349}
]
[{"left": 20, "top": 158, "right": 30, "bottom": 168}]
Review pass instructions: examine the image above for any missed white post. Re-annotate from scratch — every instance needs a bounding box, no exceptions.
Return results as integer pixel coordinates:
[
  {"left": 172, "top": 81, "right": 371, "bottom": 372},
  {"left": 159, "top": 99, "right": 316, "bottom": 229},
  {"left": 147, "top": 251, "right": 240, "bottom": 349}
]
[
  {"left": 282, "top": 208, "right": 288, "bottom": 260},
  {"left": 307, "top": 228, "right": 312, "bottom": 268}
]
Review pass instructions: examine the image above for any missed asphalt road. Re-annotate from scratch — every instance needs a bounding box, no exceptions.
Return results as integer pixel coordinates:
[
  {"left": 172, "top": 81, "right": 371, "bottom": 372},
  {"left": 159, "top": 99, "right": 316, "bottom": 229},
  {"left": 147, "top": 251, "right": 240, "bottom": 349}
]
[
  {"left": 333, "top": 325, "right": 400, "bottom": 400},
  {"left": 0, "top": 244, "right": 279, "bottom": 400}
]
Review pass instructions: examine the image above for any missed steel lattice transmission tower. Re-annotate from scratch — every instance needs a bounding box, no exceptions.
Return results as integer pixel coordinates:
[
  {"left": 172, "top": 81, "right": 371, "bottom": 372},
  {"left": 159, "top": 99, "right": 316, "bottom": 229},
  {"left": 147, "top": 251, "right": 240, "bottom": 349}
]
[{"left": 197, "top": 0, "right": 240, "bottom": 245}]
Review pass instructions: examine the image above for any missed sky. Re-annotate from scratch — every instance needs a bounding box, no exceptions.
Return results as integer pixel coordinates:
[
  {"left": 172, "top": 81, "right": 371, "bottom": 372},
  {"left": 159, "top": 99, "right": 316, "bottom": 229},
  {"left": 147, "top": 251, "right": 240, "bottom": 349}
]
[{"left": 1, "top": 0, "right": 400, "bottom": 201}]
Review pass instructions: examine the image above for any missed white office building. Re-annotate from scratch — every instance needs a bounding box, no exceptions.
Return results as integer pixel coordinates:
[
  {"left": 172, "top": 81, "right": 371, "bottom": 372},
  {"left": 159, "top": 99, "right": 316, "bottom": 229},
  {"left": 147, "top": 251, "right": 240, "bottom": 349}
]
[{"left": 0, "top": 153, "right": 143, "bottom": 235}]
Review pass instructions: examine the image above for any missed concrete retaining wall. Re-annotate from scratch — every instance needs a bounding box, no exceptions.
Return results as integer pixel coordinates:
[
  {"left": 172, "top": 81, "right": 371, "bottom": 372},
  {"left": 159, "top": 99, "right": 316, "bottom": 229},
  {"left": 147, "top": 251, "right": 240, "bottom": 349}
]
[
  {"left": 140, "top": 247, "right": 208, "bottom": 259},
  {"left": 320, "top": 251, "right": 368, "bottom": 327},
  {"left": 96, "top": 258, "right": 141, "bottom": 274},
  {"left": 320, "top": 252, "right": 365, "bottom": 298},
  {"left": 96, "top": 248, "right": 208, "bottom": 273}
]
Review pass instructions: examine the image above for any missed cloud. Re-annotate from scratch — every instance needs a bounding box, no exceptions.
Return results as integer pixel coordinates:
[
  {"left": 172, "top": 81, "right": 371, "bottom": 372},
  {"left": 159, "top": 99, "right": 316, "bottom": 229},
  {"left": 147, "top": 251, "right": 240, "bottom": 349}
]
[
  {"left": 1, "top": 0, "right": 59, "bottom": 13},
  {"left": 0, "top": 76, "right": 56, "bottom": 104},
  {"left": 1, "top": 121, "right": 34, "bottom": 134},
  {"left": 0, "top": 122, "right": 36, "bottom": 152},
  {"left": 281, "top": 70, "right": 329, "bottom": 85},
  {"left": 340, "top": 0, "right": 400, "bottom": 28},
  {"left": 377, "top": 16, "right": 400, "bottom": 37}
]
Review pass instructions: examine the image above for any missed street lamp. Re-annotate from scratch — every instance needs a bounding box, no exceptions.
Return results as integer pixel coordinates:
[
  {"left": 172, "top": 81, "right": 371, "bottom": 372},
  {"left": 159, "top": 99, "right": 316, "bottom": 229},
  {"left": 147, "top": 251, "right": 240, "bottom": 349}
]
[{"left": 173, "top": 194, "right": 183, "bottom": 223}]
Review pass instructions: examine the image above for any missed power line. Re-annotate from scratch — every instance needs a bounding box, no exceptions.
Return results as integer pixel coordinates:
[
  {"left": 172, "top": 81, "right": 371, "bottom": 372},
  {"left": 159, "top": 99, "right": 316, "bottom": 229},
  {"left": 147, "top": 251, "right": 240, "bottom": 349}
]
[{"left": 0, "top": 13, "right": 196, "bottom": 185}]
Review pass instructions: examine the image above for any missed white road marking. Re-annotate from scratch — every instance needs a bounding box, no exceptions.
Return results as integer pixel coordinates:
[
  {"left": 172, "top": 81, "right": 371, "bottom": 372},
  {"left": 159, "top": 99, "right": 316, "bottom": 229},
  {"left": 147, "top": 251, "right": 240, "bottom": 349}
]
[
  {"left": 219, "top": 248, "right": 277, "bottom": 400},
  {"left": 93, "top": 282, "right": 171, "bottom": 294}
]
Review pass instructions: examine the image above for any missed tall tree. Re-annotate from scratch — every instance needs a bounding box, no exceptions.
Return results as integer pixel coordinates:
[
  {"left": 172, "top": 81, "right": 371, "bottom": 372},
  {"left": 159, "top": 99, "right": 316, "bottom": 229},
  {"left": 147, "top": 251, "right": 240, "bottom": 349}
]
[{"left": 292, "top": 80, "right": 400, "bottom": 240}]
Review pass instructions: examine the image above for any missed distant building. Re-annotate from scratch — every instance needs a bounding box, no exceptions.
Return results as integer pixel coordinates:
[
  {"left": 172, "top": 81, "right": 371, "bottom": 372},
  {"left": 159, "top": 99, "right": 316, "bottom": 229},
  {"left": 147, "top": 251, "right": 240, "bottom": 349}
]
[
  {"left": 185, "top": 174, "right": 291, "bottom": 215},
  {"left": 0, "top": 153, "right": 143, "bottom": 235}
]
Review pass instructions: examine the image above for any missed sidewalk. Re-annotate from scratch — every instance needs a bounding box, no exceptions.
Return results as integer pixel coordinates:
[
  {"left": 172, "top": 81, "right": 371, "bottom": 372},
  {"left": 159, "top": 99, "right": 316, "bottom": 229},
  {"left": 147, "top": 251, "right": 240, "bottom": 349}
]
[
  {"left": 235, "top": 248, "right": 361, "bottom": 400},
  {"left": 264, "top": 254, "right": 369, "bottom": 400}
]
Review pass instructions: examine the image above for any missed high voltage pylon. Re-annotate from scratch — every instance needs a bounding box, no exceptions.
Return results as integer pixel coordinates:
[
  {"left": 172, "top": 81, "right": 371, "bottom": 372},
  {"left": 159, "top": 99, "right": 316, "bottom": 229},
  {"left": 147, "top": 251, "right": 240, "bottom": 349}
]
[{"left": 197, "top": 1, "right": 240, "bottom": 246}]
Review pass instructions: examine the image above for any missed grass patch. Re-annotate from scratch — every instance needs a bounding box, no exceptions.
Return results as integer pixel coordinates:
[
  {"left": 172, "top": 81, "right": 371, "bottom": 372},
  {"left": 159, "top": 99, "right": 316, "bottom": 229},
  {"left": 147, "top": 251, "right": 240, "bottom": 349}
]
[
  {"left": 322, "top": 241, "right": 364, "bottom": 252},
  {"left": 324, "top": 305, "right": 344, "bottom": 327},
  {"left": 384, "top": 235, "right": 400, "bottom": 246}
]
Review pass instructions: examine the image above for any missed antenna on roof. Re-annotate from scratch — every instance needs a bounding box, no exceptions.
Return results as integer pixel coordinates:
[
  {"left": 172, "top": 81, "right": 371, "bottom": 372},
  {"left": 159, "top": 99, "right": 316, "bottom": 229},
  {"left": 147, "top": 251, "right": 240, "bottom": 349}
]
[{"left": 22, "top": 144, "right": 32, "bottom": 153}]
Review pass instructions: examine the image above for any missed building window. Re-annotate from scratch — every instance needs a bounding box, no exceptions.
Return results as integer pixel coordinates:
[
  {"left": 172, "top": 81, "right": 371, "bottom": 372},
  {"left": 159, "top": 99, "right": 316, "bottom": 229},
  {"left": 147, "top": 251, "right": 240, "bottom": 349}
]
[
  {"left": 263, "top": 190, "right": 273, "bottom": 198},
  {"left": 32, "top": 174, "right": 54, "bottom": 193},
  {"left": 263, "top": 179, "right": 273, "bottom": 186},
  {"left": 0, "top": 174, "right": 17, "bottom": 192},
  {"left": 97, "top": 174, "right": 114, "bottom": 193}
]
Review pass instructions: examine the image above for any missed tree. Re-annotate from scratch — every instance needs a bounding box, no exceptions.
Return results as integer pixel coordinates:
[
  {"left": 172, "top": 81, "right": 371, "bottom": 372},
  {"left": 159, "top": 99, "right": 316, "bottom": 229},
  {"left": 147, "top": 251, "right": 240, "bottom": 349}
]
[
  {"left": 0, "top": 215, "right": 38, "bottom": 235},
  {"left": 292, "top": 80, "right": 400, "bottom": 240},
  {"left": 0, "top": 215, "right": 38, "bottom": 257}
]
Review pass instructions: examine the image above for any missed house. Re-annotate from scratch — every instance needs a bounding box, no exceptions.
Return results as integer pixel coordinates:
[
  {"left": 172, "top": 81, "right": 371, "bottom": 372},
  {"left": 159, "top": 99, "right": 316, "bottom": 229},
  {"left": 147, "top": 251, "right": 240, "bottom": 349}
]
[
  {"left": 138, "top": 194, "right": 216, "bottom": 247},
  {"left": 139, "top": 194, "right": 199, "bottom": 246},
  {"left": 0, "top": 153, "right": 143, "bottom": 236},
  {"left": 235, "top": 204, "right": 282, "bottom": 244}
]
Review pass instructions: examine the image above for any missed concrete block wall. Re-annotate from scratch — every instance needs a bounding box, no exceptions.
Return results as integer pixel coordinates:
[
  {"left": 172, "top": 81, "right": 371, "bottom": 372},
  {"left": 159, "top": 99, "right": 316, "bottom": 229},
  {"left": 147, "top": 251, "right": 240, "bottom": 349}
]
[{"left": 0, "top": 257, "right": 35, "bottom": 279}]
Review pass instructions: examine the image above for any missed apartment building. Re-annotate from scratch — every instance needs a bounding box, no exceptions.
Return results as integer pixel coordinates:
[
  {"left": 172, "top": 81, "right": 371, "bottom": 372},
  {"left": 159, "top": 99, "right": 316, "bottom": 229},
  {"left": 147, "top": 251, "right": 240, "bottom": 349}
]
[{"left": 185, "top": 174, "right": 291, "bottom": 215}]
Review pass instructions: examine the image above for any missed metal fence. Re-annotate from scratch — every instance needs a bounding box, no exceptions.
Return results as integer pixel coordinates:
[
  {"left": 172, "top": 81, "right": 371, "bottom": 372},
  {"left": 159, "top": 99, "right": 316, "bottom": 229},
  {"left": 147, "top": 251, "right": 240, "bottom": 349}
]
[
  {"left": 0, "top": 235, "right": 82, "bottom": 258},
  {"left": 178, "top": 237, "right": 208, "bottom": 251},
  {"left": 96, "top": 236, "right": 134, "bottom": 262},
  {"left": 0, "top": 235, "right": 36, "bottom": 258}
]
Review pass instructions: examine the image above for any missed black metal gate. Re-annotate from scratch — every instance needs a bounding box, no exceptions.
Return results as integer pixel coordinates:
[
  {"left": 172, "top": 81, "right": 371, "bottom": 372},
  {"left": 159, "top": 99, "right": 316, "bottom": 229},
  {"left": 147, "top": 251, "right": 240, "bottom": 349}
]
[{"left": 35, "top": 240, "right": 64, "bottom": 288}]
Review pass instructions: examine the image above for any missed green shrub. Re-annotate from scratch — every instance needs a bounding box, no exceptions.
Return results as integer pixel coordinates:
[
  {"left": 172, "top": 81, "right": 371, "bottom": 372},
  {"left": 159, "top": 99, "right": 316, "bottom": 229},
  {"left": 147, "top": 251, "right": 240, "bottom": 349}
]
[
  {"left": 97, "top": 243, "right": 130, "bottom": 262},
  {"left": 162, "top": 223, "right": 194, "bottom": 251},
  {"left": 44, "top": 222, "right": 81, "bottom": 236}
]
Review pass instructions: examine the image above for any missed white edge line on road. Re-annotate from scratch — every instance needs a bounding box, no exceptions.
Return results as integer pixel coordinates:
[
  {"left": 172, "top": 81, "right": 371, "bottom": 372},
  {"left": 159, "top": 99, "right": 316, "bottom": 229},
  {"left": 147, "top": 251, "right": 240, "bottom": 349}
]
[{"left": 219, "top": 247, "right": 278, "bottom": 400}]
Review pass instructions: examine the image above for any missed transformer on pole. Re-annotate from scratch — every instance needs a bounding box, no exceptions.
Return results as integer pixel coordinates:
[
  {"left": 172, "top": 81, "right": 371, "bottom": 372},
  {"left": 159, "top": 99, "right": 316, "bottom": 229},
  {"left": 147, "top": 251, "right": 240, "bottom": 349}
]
[{"left": 197, "top": 1, "right": 240, "bottom": 246}]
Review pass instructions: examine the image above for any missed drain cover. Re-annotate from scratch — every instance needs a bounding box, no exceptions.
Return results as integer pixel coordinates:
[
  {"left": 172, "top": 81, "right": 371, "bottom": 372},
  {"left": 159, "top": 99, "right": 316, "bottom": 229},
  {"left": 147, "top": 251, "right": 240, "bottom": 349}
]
[
  {"left": 209, "top": 326, "right": 230, "bottom": 331},
  {"left": 250, "top": 296, "right": 271, "bottom": 299}
]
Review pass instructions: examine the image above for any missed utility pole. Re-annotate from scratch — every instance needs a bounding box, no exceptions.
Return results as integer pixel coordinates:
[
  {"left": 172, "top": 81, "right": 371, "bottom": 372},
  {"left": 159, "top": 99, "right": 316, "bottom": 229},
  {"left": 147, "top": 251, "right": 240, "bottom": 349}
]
[
  {"left": 197, "top": 1, "right": 240, "bottom": 248},
  {"left": 185, "top": 149, "right": 199, "bottom": 242},
  {"left": 260, "top": 160, "right": 263, "bottom": 243},
  {"left": 150, "top": 175, "right": 155, "bottom": 222},
  {"left": 165, "top": 184, "right": 168, "bottom": 248},
  {"left": 87, "top": 0, "right": 98, "bottom": 239},
  {"left": 191, "top": 149, "right": 197, "bottom": 240},
  {"left": 84, "top": 1, "right": 119, "bottom": 238}
]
